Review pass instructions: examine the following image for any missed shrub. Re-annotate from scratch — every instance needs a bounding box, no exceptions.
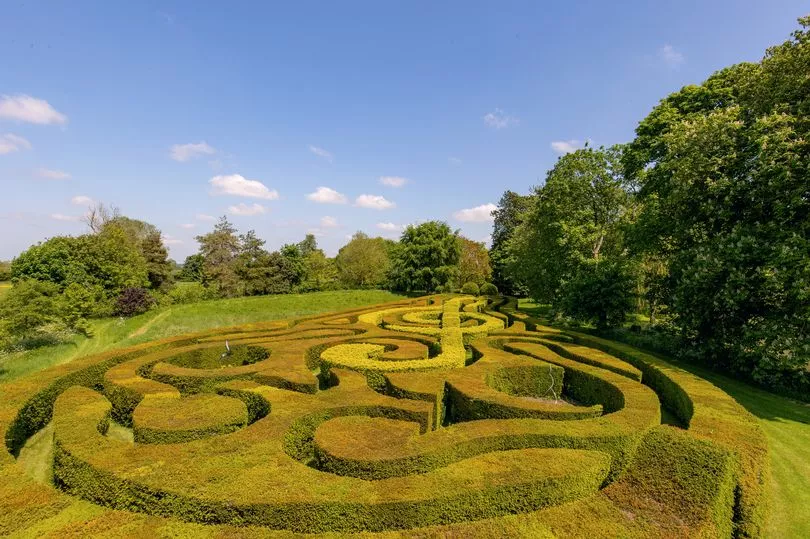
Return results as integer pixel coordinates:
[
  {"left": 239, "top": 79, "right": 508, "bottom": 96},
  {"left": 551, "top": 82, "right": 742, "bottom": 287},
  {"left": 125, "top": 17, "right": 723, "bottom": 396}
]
[
  {"left": 460, "top": 282, "right": 479, "bottom": 295},
  {"left": 167, "top": 282, "right": 210, "bottom": 305},
  {"left": 115, "top": 287, "right": 154, "bottom": 317},
  {"left": 480, "top": 283, "right": 498, "bottom": 296}
]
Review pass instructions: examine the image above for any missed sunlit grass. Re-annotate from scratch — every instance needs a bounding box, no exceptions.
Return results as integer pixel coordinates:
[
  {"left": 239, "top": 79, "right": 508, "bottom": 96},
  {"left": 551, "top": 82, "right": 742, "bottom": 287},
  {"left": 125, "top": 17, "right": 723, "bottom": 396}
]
[{"left": 0, "top": 289, "right": 404, "bottom": 382}]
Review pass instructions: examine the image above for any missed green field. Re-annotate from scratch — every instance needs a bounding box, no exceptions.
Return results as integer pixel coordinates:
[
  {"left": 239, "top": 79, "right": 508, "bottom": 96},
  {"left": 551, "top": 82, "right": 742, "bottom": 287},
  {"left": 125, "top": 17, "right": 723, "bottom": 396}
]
[
  {"left": 515, "top": 302, "right": 810, "bottom": 537},
  {"left": 0, "top": 289, "right": 404, "bottom": 382}
]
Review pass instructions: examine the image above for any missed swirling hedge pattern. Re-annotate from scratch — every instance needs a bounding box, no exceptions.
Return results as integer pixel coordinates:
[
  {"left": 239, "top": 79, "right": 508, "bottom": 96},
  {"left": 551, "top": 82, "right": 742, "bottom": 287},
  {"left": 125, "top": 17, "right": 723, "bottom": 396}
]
[{"left": 0, "top": 295, "right": 768, "bottom": 537}]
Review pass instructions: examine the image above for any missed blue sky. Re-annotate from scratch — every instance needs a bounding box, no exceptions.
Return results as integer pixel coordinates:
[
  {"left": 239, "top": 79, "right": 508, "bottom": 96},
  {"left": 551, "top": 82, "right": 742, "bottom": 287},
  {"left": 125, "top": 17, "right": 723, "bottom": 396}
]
[{"left": 1, "top": 1, "right": 807, "bottom": 260}]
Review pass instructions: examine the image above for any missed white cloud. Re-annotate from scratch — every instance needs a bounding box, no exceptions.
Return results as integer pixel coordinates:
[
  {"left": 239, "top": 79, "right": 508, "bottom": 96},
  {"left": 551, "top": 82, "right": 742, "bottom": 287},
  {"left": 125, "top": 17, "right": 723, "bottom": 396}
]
[
  {"left": 376, "top": 222, "right": 403, "bottom": 231},
  {"left": 179, "top": 223, "right": 196, "bottom": 229},
  {"left": 50, "top": 213, "right": 80, "bottom": 221},
  {"left": 659, "top": 44, "right": 685, "bottom": 68},
  {"left": 209, "top": 174, "right": 279, "bottom": 200},
  {"left": 453, "top": 203, "right": 497, "bottom": 222},
  {"left": 0, "top": 95, "right": 67, "bottom": 125},
  {"left": 171, "top": 141, "right": 216, "bottom": 162},
  {"left": 0, "top": 133, "right": 32, "bottom": 154},
  {"left": 307, "top": 228, "right": 326, "bottom": 237},
  {"left": 196, "top": 213, "right": 217, "bottom": 222},
  {"left": 379, "top": 176, "right": 408, "bottom": 188},
  {"left": 550, "top": 139, "right": 586, "bottom": 154},
  {"left": 320, "top": 216, "right": 339, "bottom": 228},
  {"left": 36, "top": 168, "right": 71, "bottom": 180},
  {"left": 483, "top": 108, "right": 519, "bottom": 129},
  {"left": 71, "top": 195, "right": 93, "bottom": 206},
  {"left": 448, "top": 157, "right": 462, "bottom": 165},
  {"left": 163, "top": 234, "right": 183, "bottom": 246},
  {"left": 307, "top": 186, "right": 347, "bottom": 204},
  {"left": 309, "top": 145, "right": 333, "bottom": 162},
  {"left": 228, "top": 203, "right": 266, "bottom": 216},
  {"left": 355, "top": 194, "right": 395, "bottom": 210}
]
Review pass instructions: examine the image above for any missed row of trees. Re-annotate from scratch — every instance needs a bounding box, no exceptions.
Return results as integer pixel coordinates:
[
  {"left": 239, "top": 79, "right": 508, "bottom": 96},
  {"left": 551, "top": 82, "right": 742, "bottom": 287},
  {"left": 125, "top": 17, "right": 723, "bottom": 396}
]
[
  {"left": 1, "top": 209, "right": 494, "bottom": 352},
  {"left": 178, "top": 218, "right": 493, "bottom": 297},
  {"left": 492, "top": 18, "right": 810, "bottom": 397}
]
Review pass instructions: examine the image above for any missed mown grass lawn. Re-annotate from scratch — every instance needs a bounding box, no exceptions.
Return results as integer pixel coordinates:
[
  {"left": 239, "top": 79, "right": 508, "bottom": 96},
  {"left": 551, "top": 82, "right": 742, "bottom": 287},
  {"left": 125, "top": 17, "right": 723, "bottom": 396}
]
[
  {"left": 0, "top": 289, "right": 404, "bottom": 382},
  {"left": 517, "top": 301, "right": 810, "bottom": 537}
]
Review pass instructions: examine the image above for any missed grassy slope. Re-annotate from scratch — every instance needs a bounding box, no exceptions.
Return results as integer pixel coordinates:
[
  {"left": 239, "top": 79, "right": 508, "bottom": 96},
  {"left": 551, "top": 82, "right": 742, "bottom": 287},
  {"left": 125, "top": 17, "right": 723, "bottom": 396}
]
[
  {"left": 517, "top": 301, "right": 810, "bottom": 537},
  {"left": 0, "top": 289, "right": 404, "bottom": 382},
  {"left": 0, "top": 282, "right": 10, "bottom": 298}
]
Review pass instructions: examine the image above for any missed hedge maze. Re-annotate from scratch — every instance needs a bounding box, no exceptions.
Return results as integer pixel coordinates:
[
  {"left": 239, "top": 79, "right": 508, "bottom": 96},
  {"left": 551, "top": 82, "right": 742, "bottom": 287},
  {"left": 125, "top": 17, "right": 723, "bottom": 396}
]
[{"left": 0, "top": 296, "right": 769, "bottom": 537}]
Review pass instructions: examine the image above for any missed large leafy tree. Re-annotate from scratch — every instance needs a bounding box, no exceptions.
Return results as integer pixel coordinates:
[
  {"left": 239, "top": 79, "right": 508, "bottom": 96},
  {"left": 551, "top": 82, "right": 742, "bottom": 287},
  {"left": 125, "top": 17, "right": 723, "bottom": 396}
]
[
  {"left": 390, "top": 221, "right": 460, "bottom": 292},
  {"left": 490, "top": 190, "right": 532, "bottom": 296},
  {"left": 335, "top": 232, "right": 393, "bottom": 289},
  {"left": 625, "top": 18, "right": 810, "bottom": 387},
  {"left": 456, "top": 237, "right": 492, "bottom": 288},
  {"left": 195, "top": 216, "right": 241, "bottom": 297},
  {"left": 508, "top": 145, "right": 633, "bottom": 307}
]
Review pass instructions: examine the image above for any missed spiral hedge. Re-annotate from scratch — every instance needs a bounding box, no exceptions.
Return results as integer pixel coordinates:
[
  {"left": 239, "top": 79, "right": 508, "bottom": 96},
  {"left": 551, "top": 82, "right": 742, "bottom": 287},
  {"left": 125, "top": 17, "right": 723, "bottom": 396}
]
[{"left": 0, "top": 295, "right": 768, "bottom": 537}]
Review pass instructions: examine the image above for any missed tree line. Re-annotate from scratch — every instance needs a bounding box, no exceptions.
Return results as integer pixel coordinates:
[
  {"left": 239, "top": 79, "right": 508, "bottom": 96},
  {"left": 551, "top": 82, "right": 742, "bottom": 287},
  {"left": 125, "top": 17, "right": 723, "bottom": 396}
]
[
  {"left": 0, "top": 211, "right": 494, "bottom": 352},
  {"left": 491, "top": 17, "right": 809, "bottom": 398}
]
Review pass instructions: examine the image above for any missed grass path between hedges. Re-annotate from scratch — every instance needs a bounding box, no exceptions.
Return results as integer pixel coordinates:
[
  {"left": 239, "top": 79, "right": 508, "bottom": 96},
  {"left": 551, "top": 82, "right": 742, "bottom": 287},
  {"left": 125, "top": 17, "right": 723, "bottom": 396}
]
[
  {"left": 516, "top": 304, "right": 810, "bottom": 537},
  {"left": 0, "top": 289, "right": 405, "bottom": 382}
]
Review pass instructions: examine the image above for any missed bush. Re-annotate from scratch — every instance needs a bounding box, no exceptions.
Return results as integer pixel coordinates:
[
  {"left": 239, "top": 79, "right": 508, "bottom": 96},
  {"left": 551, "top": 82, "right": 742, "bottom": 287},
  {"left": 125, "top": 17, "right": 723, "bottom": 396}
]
[
  {"left": 115, "top": 287, "right": 154, "bottom": 317},
  {"left": 559, "top": 260, "right": 635, "bottom": 329},
  {"left": 0, "top": 280, "right": 69, "bottom": 349},
  {"left": 480, "top": 283, "right": 498, "bottom": 296},
  {"left": 167, "top": 282, "right": 210, "bottom": 305},
  {"left": 460, "top": 282, "right": 479, "bottom": 295}
]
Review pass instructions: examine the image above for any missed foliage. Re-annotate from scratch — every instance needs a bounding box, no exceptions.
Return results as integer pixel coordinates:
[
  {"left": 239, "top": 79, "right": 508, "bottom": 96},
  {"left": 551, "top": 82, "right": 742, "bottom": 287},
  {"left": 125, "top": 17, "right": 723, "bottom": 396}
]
[
  {"left": 460, "top": 282, "right": 480, "bottom": 295},
  {"left": 195, "top": 216, "right": 241, "bottom": 297},
  {"left": 389, "top": 221, "right": 461, "bottom": 292},
  {"left": 335, "top": 232, "right": 393, "bottom": 288},
  {"left": 0, "top": 280, "right": 66, "bottom": 349},
  {"left": 456, "top": 237, "right": 492, "bottom": 288},
  {"left": 167, "top": 282, "right": 211, "bottom": 305},
  {"left": 0, "top": 261, "right": 11, "bottom": 281},
  {"left": 624, "top": 17, "right": 810, "bottom": 388},
  {"left": 558, "top": 260, "right": 635, "bottom": 329},
  {"left": 507, "top": 145, "right": 632, "bottom": 305},
  {"left": 114, "top": 287, "right": 154, "bottom": 317},
  {"left": 490, "top": 190, "right": 532, "bottom": 296},
  {"left": 141, "top": 231, "right": 173, "bottom": 290},
  {"left": 178, "top": 254, "right": 205, "bottom": 282},
  {"left": 480, "top": 283, "right": 498, "bottom": 296}
]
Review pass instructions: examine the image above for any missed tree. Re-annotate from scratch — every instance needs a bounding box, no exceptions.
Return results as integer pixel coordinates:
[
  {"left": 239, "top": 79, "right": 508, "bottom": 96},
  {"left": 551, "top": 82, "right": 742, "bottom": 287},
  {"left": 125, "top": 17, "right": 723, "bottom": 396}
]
[
  {"left": 559, "top": 259, "right": 635, "bottom": 329},
  {"left": 490, "top": 191, "right": 532, "bottom": 296},
  {"left": 624, "top": 17, "right": 810, "bottom": 389},
  {"left": 389, "top": 221, "right": 460, "bottom": 292},
  {"left": 141, "top": 232, "right": 173, "bottom": 290},
  {"left": 178, "top": 254, "right": 205, "bottom": 282},
  {"left": 508, "top": 145, "right": 633, "bottom": 305},
  {"left": 0, "top": 280, "right": 64, "bottom": 349},
  {"left": 456, "top": 237, "right": 492, "bottom": 288},
  {"left": 195, "top": 216, "right": 241, "bottom": 297},
  {"left": 335, "top": 232, "right": 393, "bottom": 289}
]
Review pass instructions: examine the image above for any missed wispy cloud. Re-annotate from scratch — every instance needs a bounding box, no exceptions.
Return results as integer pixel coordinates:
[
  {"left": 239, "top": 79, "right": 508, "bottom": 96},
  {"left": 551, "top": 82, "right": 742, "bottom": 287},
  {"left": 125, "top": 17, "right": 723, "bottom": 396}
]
[
  {"left": 171, "top": 141, "right": 216, "bottom": 162},
  {"left": 453, "top": 203, "right": 497, "bottom": 222},
  {"left": 659, "top": 44, "right": 685, "bottom": 68},
  {"left": 355, "top": 194, "right": 395, "bottom": 210},
  {"left": 550, "top": 139, "right": 587, "bottom": 154},
  {"left": 0, "top": 133, "right": 32, "bottom": 154},
  {"left": 163, "top": 234, "right": 183, "bottom": 245},
  {"left": 36, "top": 168, "right": 71, "bottom": 180},
  {"left": 0, "top": 95, "right": 67, "bottom": 125},
  {"left": 320, "top": 216, "right": 339, "bottom": 228},
  {"left": 483, "top": 108, "right": 519, "bottom": 129},
  {"left": 70, "top": 195, "right": 93, "bottom": 206},
  {"left": 228, "top": 203, "right": 266, "bottom": 216},
  {"left": 448, "top": 157, "right": 462, "bottom": 165},
  {"left": 379, "top": 176, "right": 408, "bottom": 188},
  {"left": 196, "top": 213, "right": 217, "bottom": 222},
  {"left": 209, "top": 174, "right": 279, "bottom": 200},
  {"left": 376, "top": 222, "right": 403, "bottom": 231},
  {"left": 306, "top": 186, "right": 347, "bottom": 204},
  {"left": 179, "top": 223, "right": 196, "bottom": 229},
  {"left": 309, "top": 145, "right": 333, "bottom": 162}
]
